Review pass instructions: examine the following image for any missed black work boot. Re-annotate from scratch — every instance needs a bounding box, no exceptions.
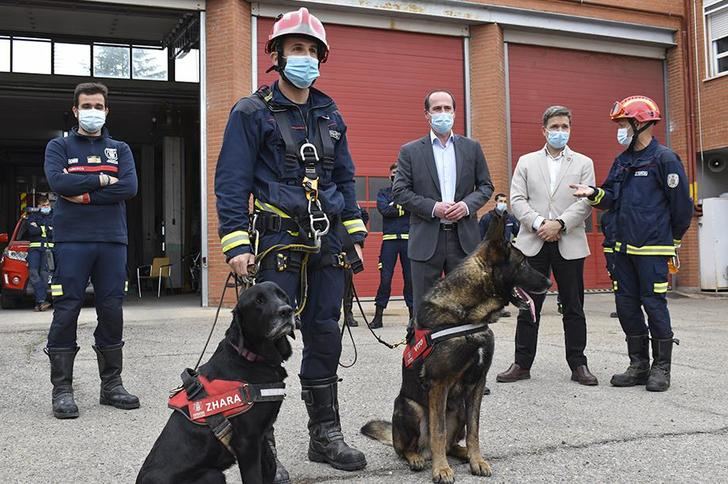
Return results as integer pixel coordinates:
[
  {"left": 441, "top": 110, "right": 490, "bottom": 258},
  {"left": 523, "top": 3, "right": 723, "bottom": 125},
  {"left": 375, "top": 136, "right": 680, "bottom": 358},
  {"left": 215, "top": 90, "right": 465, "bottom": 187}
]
[
  {"left": 45, "top": 347, "right": 80, "bottom": 419},
  {"left": 92, "top": 343, "right": 140, "bottom": 409},
  {"left": 369, "top": 305, "right": 384, "bottom": 329},
  {"left": 265, "top": 427, "right": 291, "bottom": 484},
  {"left": 343, "top": 298, "right": 358, "bottom": 328},
  {"left": 301, "top": 376, "right": 367, "bottom": 471},
  {"left": 646, "top": 338, "right": 678, "bottom": 392},
  {"left": 611, "top": 334, "right": 650, "bottom": 387}
]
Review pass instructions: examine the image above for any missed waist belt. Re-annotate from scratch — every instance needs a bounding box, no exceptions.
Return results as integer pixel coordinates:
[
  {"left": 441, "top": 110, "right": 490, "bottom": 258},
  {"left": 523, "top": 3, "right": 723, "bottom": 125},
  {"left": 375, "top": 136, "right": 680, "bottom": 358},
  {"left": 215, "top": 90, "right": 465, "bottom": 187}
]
[
  {"left": 29, "top": 242, "right": 54, "bottom": 248},
  {"left": 253, "top": 211, "right": 301, "bottom": 234},
  {"left": 440, "top": 223, "right": 457, "bottom": 231}
]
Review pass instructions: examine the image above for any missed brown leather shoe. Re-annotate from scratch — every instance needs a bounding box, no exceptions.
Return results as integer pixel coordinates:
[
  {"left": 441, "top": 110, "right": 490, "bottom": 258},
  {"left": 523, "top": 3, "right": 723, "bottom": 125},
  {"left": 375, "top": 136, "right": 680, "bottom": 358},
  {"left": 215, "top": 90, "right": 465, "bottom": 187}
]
[
  {"left": 496, "top": 363, "right": 530, "bottom": 383},
  {"left": 571, "top": 365, "right": 599, "bottom": 386}
]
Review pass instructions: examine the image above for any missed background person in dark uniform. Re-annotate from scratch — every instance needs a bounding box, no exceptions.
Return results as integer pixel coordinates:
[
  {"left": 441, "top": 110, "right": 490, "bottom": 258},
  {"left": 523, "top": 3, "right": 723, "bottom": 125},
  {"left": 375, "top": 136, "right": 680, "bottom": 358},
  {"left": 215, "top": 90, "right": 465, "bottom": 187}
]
[
  {"left": 478, "top": 192, "right": 520, "bottom": 243},
  {"left": 214, "top": 9, "right": 367, "bottom": 481},
  {"left": 600, "top": 209, "right": 619, "bottom": 318},
  {"left": 370, "top": 163, "right": 412, "bottom": 329},
  {"left": 44, "top": 82, "right": 139, "bottom": 419},
  {"left": 26, "top": 195, "right": 53, "bottom": 312},
  {"left": 341, "top": 206, "right": 368, "bottom": 327}
]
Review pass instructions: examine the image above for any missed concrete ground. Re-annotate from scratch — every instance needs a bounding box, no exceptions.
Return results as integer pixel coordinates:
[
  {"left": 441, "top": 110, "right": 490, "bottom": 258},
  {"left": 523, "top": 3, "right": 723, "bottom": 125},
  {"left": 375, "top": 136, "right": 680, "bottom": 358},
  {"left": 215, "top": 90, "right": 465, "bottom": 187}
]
[{"left": 1, "top": 291, "right": 727, "bottom": 483}]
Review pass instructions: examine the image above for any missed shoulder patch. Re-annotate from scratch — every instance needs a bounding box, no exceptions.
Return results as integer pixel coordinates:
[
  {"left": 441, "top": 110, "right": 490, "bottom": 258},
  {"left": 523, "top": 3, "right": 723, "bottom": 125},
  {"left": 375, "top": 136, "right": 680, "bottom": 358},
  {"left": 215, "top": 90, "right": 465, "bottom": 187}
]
[
  {"left": 329, "top": 129, "right": 341, "bottom": 140},
  {"left": 667, "top": 173, "right": 679, "bottom": 188}
]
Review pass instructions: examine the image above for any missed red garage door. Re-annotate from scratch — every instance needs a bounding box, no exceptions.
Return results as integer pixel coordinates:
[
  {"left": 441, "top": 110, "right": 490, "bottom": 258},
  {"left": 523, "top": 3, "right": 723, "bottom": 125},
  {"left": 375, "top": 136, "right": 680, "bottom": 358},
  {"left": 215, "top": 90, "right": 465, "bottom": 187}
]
[
  {"left": 508, "top": 44, "right": 666, "bottom": 289},
  {"left": 257, "top": 18, "right": 465, "bottom": 296}
]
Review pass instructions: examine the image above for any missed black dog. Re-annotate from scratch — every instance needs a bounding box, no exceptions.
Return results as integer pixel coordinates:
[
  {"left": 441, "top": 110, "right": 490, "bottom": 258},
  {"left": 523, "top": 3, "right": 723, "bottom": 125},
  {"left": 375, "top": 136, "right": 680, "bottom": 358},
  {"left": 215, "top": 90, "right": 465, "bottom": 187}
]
[
  {"left": 362, "top": 216, "right": 551, "bottom": 483},
  {"left": 137, "top": 281, "right": 295, "bottom": 484}
]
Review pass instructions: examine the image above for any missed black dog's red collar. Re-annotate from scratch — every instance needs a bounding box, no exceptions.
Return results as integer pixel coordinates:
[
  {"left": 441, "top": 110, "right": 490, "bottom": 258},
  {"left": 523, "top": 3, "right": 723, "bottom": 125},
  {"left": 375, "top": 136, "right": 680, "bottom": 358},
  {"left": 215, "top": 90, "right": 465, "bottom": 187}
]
[{"left": 229, "top": 341, "right": 266, "bottom": 363}]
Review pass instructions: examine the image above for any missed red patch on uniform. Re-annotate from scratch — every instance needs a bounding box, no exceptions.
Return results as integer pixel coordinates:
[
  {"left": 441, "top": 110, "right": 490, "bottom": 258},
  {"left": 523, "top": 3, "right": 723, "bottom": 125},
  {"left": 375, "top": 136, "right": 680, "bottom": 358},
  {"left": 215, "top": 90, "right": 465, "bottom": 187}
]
[{"left": 67, "top": 165, "right": 119, "bottom": 173}]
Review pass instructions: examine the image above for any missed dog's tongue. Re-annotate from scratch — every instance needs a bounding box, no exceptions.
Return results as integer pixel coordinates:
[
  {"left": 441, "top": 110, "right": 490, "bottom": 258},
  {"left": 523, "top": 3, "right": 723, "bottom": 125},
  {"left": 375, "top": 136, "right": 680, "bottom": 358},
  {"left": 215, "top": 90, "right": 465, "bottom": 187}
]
[{"left": 516, "top": 287, "right": 536, "bottom": 322}]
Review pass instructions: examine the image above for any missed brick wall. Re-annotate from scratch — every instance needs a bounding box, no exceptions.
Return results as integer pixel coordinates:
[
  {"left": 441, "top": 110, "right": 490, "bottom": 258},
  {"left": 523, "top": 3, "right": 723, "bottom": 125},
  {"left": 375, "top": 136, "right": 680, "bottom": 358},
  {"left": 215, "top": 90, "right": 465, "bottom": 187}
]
[
  {"left": 205, "top": 0, "right": 251, "bottom": 306},
  {"left": 693, "top": 0, "right": 728, "bottom": 152},
  {"left": 470, "top": 24, "right": 508, "bottom": 217}
]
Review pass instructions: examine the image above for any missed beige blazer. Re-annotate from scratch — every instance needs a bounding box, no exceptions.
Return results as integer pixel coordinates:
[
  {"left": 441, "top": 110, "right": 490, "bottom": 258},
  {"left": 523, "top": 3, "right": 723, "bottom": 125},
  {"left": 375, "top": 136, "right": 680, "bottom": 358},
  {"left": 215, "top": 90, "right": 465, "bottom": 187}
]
[{"left": 510, "top": 146, "right": 595, "bottom": 260}]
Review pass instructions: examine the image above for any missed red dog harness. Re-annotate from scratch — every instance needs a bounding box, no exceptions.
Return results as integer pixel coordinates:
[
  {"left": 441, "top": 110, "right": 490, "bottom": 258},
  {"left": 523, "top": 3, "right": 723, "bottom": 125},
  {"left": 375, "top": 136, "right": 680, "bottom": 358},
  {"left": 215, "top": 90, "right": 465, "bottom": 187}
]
[
  {"left": 168, "top": 368, "right": 286, "bottom": 454},
  {"left": 403, "top": 323, "right": 490, "bottom": 368}
]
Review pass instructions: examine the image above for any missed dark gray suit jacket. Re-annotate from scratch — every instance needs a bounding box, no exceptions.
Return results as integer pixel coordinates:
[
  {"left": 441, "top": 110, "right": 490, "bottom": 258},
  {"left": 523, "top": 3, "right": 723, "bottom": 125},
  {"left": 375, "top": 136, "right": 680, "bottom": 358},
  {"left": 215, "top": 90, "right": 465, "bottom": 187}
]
[{"left": 393, "top": 134, "right": 494, "bottom": 261}]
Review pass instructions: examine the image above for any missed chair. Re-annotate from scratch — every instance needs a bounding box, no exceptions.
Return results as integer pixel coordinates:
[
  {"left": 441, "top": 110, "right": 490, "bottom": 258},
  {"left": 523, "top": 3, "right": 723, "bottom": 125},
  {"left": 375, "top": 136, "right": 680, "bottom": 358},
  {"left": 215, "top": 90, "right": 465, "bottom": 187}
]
[{"left": 136, "top": 257, "right": 173, "bottom": 298}]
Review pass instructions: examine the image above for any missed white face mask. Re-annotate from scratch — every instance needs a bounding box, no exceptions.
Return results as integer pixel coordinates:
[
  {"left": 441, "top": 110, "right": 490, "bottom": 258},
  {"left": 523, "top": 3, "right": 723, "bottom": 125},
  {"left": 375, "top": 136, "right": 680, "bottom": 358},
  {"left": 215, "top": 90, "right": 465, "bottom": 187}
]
[{"left": 617, "top": 127, "right": 633, "bottom": 146}]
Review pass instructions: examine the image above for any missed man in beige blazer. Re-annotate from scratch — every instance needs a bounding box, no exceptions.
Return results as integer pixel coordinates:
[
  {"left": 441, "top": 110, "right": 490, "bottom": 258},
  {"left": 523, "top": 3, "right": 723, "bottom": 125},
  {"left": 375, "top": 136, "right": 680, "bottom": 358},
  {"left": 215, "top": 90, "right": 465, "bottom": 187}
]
[{"left": 497, "top": 105, "right": 598, "bottom": 386}]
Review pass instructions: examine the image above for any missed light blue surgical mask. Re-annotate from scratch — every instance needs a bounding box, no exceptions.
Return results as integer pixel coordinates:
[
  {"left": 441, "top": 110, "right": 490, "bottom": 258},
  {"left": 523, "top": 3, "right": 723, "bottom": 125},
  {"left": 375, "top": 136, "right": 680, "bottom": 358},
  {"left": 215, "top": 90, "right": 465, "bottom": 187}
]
[
  {"left": 617, "top": 127, "right": 633, "bottom": 146},
  {"left": 496, "top": 202, "right": 507, "bottom": 214},
  {"left": 78, "top": 109, "right": 106, "bottom": 133},
  {"left": 40, "top": 207, "right": 51, "bottom": 215},
  {"left": 430, "top": 113, "right": 454, "bottom": 135},
  {"left": 283, "top": 55, "right": 320, "bottom": 89},
  {"left": 547, "top": 130, "right": 569, "bottom": 149}
]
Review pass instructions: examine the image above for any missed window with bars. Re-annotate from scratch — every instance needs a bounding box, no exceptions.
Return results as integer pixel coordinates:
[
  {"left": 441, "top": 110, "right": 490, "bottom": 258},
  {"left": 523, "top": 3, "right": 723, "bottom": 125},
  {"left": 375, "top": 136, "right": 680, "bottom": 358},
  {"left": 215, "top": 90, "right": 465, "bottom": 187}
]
[
  {"left": 355, "top": 176, "right": 390, "bottom": 232},
  {"left": 705, "top": 0, "right": 728, "bottom": 77}
]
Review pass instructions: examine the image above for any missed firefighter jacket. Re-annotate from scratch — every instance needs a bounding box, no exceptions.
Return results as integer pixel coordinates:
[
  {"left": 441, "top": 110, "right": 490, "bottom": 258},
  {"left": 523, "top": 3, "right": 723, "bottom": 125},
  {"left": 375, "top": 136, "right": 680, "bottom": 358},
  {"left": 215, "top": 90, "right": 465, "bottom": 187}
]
[
  {"left": 215, "top": 81, "right": 367, "bottom": 260},
  {"left": 377, "top": 186, "right": 409, "bottom": 239},
  {"left": 600, "top": 209, "right": 616, "bottom": 252},
  {"left": 44, "top": 128, "right": 138, "bottom": 245},
  {"left": 478, "top": 210, "right": 520, "bottom": 242},
  {"left": 588, "top": 137, "right": 692, "bottom": 256},
  {"left": 26, "top": 210, "right": 54, "bottom": 248}
]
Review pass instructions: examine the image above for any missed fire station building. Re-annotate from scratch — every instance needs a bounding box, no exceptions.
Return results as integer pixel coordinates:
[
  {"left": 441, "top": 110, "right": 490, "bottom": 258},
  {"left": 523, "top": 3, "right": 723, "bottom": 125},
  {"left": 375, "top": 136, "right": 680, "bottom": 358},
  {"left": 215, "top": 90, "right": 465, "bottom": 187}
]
[{"left": 0, "top": 0, "right": 726, "bottom": 306}]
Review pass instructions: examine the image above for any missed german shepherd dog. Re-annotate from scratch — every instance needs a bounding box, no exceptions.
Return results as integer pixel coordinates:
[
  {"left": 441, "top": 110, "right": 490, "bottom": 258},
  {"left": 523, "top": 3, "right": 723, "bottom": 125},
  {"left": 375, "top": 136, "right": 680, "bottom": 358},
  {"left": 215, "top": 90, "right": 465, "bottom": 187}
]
[
  {"left": 137, "top": 281, "right": 295, "bottom": 484},
  {"left": 361, "top": 216, "right": 551, "bottom": 483}
]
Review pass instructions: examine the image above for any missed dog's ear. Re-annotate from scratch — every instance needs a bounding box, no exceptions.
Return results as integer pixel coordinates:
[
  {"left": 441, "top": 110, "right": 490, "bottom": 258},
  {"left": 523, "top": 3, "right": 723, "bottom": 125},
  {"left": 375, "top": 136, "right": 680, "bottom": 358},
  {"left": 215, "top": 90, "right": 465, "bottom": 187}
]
[
  {"left": 485, "top": 211, "right": 506, "bottom": 242},
  {"left": 484, "top": 237, "right": 508, "bottom": 265},
  {"left": 225, "top": 307, "right": 244, "bottom": 349}
]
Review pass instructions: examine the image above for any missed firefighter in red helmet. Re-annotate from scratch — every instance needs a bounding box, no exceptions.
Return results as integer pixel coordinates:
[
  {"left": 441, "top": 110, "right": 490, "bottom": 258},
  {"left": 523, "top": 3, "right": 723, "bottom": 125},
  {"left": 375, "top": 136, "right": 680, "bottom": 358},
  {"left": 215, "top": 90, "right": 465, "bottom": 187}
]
[
  {"left": 215, "top": 7, "right": 367, "bottom": 483},
  {"left": 572, "top": 95, "right": 692, "bottom": 392}
]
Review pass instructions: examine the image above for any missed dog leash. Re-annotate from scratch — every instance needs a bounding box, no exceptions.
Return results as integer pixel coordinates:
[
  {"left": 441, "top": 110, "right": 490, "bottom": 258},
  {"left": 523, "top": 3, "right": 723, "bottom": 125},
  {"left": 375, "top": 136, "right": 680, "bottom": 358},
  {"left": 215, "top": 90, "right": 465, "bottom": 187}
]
[
  {"left": 193, "top": 272, "right": 254, "bottom": 371},
  {"left": 338, "top": 283, "right": 407, "bottom": 369}
]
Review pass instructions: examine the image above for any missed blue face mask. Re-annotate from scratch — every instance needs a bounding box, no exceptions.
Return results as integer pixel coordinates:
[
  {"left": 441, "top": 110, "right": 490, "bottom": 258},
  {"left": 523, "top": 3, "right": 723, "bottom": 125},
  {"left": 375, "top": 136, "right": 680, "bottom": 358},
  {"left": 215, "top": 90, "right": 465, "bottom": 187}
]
[
  {"left": 40, "top": 207, "right": 51, "bottom": 215},
  {"left": 430, "top": 113, "right": 454, "bottom": 135},
  {"left": 283, "top": 55, "right": 320, "bottom": 89},
  {"left": 78, "top": 109, "right": 106, "bottom": 133},
  {"left": 496, "top": 202, "right": 507, "bottom": 214},
  {"left": 547, "top": 130, "right": 569, "bottom": 149},
  {"left": 617, "top": 127, "right": 633, "bottom": 146}
]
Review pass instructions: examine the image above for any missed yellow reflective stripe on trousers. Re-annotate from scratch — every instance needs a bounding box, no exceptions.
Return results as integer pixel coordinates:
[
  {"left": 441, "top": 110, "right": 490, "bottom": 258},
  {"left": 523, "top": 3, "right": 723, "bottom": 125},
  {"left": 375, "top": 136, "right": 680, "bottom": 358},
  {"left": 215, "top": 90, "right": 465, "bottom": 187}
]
[
  {"left": 29, "top": 242, "right": 43, "bottom": 248},
  {"left": 603, "top": 247, "right": 614, "bottom": 253},
  {"left": 343, "top": 219, "right": 367, "bottom": 235},
  {"left": 221, "top": 230, "right": 250, "bottom": 253},
  {"left": 624, "top": 244, "right": 676, "bottom": 256},
  {"left": 612, "top": 280, "right": 618, "bottom": 292},
  {"left": 254, "top": 200, "right": 291, "bottom": 218},
  {"left": 654, "top": 282, "right": 668, "bottom": 293},
  {"left": 51, "top": 284, "right": 63, "bottom": 296},
  {"left": 382, "top": 234, "right": 409, "bottom": 241},
  {"left": 588, "top": 187, "right": 605, "bottom": 205}
]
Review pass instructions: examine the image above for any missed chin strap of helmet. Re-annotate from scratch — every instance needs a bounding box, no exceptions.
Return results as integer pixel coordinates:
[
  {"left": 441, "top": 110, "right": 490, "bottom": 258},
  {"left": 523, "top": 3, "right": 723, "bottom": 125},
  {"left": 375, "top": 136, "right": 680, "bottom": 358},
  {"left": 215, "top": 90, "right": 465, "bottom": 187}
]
[{"left": 627, "top": 119, "right": 655, "bottom": 151}]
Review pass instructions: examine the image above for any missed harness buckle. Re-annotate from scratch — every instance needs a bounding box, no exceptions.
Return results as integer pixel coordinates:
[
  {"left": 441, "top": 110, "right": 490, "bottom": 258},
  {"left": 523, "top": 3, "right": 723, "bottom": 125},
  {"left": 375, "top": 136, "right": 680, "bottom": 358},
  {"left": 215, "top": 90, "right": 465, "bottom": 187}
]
[
  {"left": 308, "top": 199, "right": 330, "bottom": 238},
  {"left": 275, "top": 253, "right": 288, "bottom": 272},
  {"left": 299, "top": 142, "right": 320, "bottom": 164}
]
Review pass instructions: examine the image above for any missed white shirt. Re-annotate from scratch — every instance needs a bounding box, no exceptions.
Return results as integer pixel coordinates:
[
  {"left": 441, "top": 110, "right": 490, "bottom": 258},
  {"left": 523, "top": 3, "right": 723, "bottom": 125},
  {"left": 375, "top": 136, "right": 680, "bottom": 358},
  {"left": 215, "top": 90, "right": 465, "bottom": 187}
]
[
  {"left": 430, "top": 130, "right": 467, "bottom": 220},
  {"left": 532, "top": 144, "right": 567, "bottom": 230}
]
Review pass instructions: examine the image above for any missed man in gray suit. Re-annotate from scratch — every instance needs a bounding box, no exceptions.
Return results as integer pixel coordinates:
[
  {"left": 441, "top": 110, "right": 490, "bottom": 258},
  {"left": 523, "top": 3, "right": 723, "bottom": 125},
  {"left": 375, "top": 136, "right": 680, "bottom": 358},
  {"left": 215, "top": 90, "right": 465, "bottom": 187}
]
[{"left": 393, "top": 90, "right": 494, "bottom": 319}]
